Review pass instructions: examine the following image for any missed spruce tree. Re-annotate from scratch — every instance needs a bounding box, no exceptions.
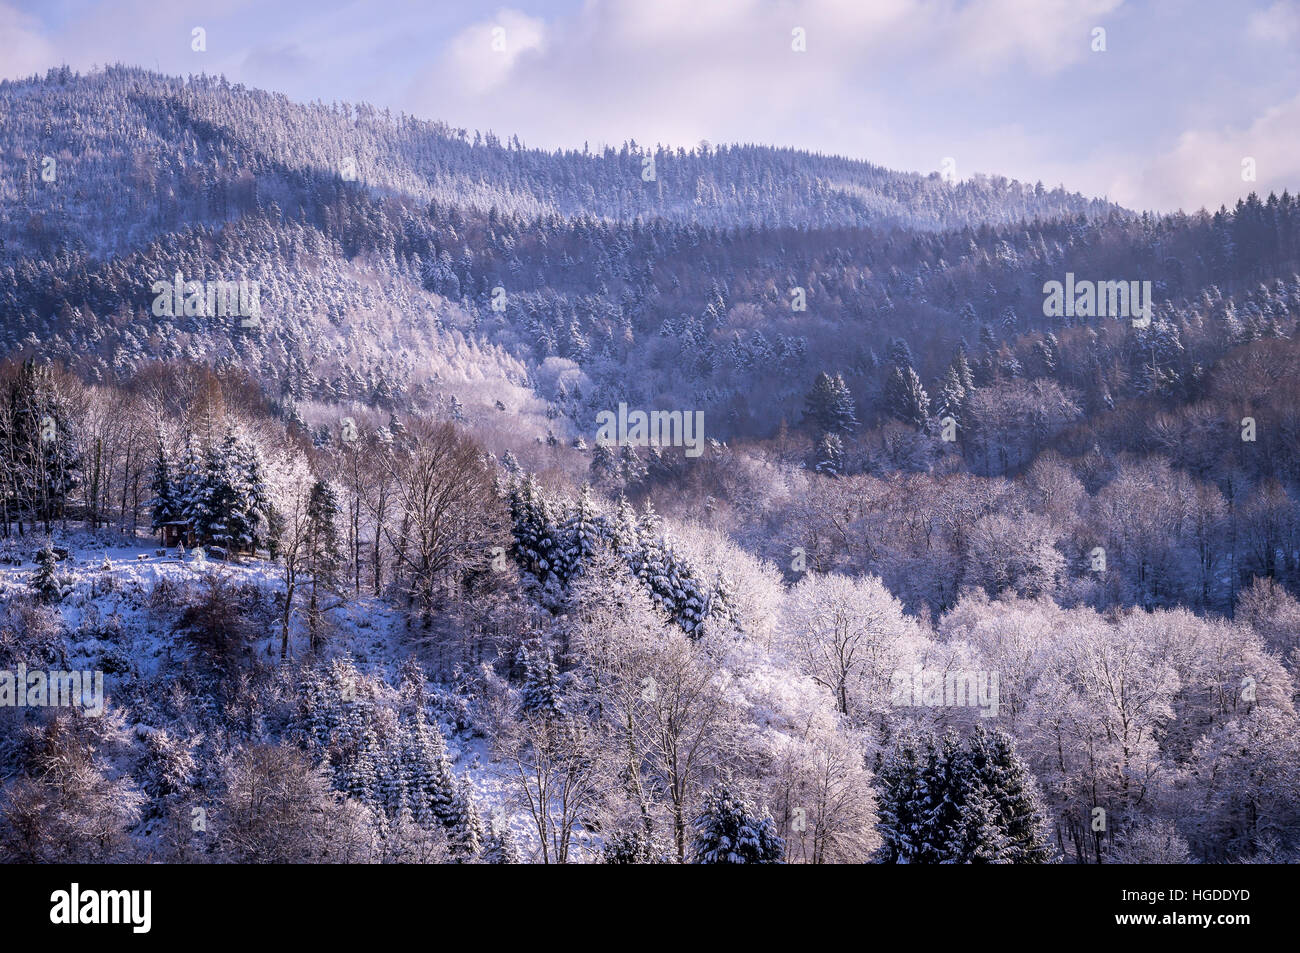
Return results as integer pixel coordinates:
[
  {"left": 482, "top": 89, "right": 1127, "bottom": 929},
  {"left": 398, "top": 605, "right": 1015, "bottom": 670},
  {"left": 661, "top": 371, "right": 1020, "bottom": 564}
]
[
  {"left": 147, "top": 436, "right": 180, "bottom": 538},
  {"left": 814, "top": 432, "right": 845, "bottom": 476},
  {"left": 691, "top": 784, "right": 784, "bottom": 864},
  {"left": 589, "top": 442, "right": 618, "bottom": 487},
  {"left": 617, "top": 444, "right": 647, "bottom": 485},
  {"left": 176, "top": 434, "right": 205, "bottom": 546},
  {"left": 972, "top": 728, "right": 1052, "bottom": 863},
  {"left": 887, "top": 336, "right": 914, "bottom": 369},
  {"left": 518, "top": 644, "right": 565, "bottom": 719},
  {"left": 400, "top": 704, "right": 460, "bottom": 829},
  {"left": 306, "top": 479, "right": 342, "bottom": 650},
  {"left": 935, "top": 364, "right": 967, "bottom": 427},
  {"left": 875, "top": 729, "right": 928, "bottom": 863},
  {"left": 803, "top": 372, "right": 858, "bottom": 436},
  {"left": 883, "top": 365, "right": 931, "bottom": 430},
  {"left": 482, "top": 820, "right": 523, "bottom": 864},
  {"left": 1, "top": 361, "right": 81, "bottom": 531},
  {"left": 559, "top": 484, "right": 604, "bottom": 582},
  {"left": 447, "top": 776, "right": 484, "bottom": 860},
  {"left": 878, "top": 727, "right": 1052, "bottom": 864},
  {"left": 29, "top": 545, "right": 64, "bottom": 604},
  {"left": 916, "top": 731, "right": 964, "bottom": 864},
  {"left": 341, "top": 706, "right": 382, "bottom": 807}
]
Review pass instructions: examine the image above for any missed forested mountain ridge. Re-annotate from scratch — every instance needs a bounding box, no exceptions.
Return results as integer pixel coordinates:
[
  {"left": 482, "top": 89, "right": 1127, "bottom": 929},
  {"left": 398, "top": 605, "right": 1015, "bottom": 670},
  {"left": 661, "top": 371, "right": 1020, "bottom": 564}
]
[
  {"left": 4, "top": 66, "right": 1297, "bottom": 456},
  {"left": 1, "top": 65, "right": 1118, "bottom": 258}
]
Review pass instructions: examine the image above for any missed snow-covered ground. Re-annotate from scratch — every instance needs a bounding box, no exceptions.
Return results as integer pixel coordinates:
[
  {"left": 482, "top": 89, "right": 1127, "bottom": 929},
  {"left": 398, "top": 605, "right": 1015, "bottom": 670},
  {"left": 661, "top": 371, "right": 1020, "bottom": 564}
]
[{"left": 0, "top": 527, "right": 533, "bottom": 857}]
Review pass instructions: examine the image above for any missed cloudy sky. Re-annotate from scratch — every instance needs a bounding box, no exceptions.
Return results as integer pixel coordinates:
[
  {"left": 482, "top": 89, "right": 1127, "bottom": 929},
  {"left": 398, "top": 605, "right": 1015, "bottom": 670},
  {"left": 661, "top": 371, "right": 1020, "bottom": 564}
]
[{"left": 3, "top": 0, "right": 1298, "bottom": 212}]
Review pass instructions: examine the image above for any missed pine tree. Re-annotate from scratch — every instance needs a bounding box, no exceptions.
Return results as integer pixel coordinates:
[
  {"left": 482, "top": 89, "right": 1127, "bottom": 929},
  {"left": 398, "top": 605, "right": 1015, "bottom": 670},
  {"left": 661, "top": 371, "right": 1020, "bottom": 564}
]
[
  {"left": 883, "top": 365, "right": 931, "bottom": 430},
  {"left": 192, "top": 435, "right": 235, "bottom": 550},
  {"left": 1, "top": 361, "right": 81, "bottom": 531},
  {"left": 517, "top": 643, "right": 565, "bottom": 719},
  {"left": 875, "top": 729, "right": 929, "bottom": 863},
  {"left": 399, "top": 710, "right": 457, "bottom": 827},
  {"left": 602, "top": 826, "right": 670, "bottom": 864},
  {"left": 814, "top": 432, "right": 845, "bottom": 476},
  {"left": 341, "top": 706, "right": 382, "bottom": 808},
  {"left": 306, "top": 479, "right": 343, "bottom": 651},
  {"left": 887, "top": 336, "right": 914, "bottom": 369},
  {"left": 952, "top": 347, "right": 976, "bottom": 392},
  {"left": 970, "top": 728, "right": 1052, "bottom": 863},
  {"left": 482, "top": 820, "right": 523, "bottom": 864},
  {"left": 803, "top": 372, "right": 858, "bottom": 436},
  {"left": 176, "top": 434, "right": 205, "bottom": 546},
  {"left": 691, "top": 784, "right": 784, "bottom": 864},
  {"left": 298, "top": 664, "right": 336, "bottom": 751},
  {"left": 234, "top": 435, "right": 271, "bottom": 551},
  {"left": 190, "top": 428, "right": 269, "bottom": 554},
  {"left": 588, "top": 442, "right": 619, "bottom": 486},
  {"left": 560, "top": 484, "right": 605, "bottom": 582},
  {"left": 878, "top": 727, "right": 1052, "bottom": 864},
  {"left": 916, "top": 731, "right": 964, "bottom": 864},
  {"left": 447, "top": 775, "right": 484, "bottom": 860},
  {"left": 509, "top": 474, "right": 563, "bottom": 585},
  {"left": 942, "top": 780, "right": 1007, "bottom": 863},
  {"left": 607, "top": 496, "right": 640, "bottom": 558},
  {"left": 379, "top": 740, "right": 410, "bottom": 819},
  {"left": 147, "top": 435, "right": 180, "bottom": 537},
  {"left": 29, "top": 545, "right": 64, "bottom": 603},
  {"left": 935, "top": 364, "right": 967, "bottom": 427},
  {"left": 617, "top": 444, "right": 647, "bottom": 485}
]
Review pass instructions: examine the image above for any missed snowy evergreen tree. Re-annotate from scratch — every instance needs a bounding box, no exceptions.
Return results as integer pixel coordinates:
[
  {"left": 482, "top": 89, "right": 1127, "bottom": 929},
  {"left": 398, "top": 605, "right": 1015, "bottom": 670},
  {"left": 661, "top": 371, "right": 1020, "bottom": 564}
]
[
  {"left": 341, "top": 706, "right": 382, "bottom": 807},
  {"left": 875, "top": 729, "right": 928, "bottom": 863},
  {"left": 29, "top": 545, "right": 64, "bottom": 603},
  {"left": 691, "top": 784, "right": 784, "bottom": 864},
  {"left": 803, "top": 372, "right": 858, "bottom": 436},
  {"left": 887, "top": 336, "right": 915, "bottom": 369},
  {"left": 588, "top": 441, "right": 619, "bottom": 486},
  {"left": 305, "top": 479, "right": 343, "bottom": 650},
  {"left": 559, "top": 484, "right": 605, "bottom": 582},
  {"left": 883, "top": 365, "right": 931, "bottom": 430},
  {"left": 814, "top": 432, "right": 846, "bottom": 477},
  {"left": 189, "top": 428, "right": 270, "bottom": 553},
  {"left": 0, "top": 360, "right": 81, "bottom": 530},
  {"left": 509, "top": 474, "right": 564, "bottom": 586},
  {"left": 878, "top": 727, "right": 1052, "bottom": 864},
  {"left": 175, "top": 434, "right": 205, "bottom": 545},
  {"left": 617, "top": 444, "right": 647, "bottom": 485},
  {"left": 602, "top": 824, "right": 671, "bottom": 864},
  {"left": 964, "top": 728, "right": 1052, "bottom": 863},
  {"left": 447, "top": 775, "right": 484, "bottom": 860},
  {"left": 147, "top": 435, "right": 180, "bottom": 537},
  {"left": 935, "top": 364, "right": 968, "bottom": 429},
  {"left": 481, "top": 820, "right": 523, "bottom": 864},
  {"left": 399, "top": 704, "right": 460, "bottom": 829},
  {"left": 518, "top": 643, "right": 565, "bottom": 719}
]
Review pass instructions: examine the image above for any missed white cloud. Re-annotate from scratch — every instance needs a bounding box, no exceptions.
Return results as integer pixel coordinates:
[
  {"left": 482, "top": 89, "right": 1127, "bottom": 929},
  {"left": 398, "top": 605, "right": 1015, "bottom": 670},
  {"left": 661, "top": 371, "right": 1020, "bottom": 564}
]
[
  {"left": 1106, "top": 92, "right": 1300, "bottom": 211},
  {"left": 432, "top": 9, "right": 547, "bottom": 98},
  {"left": 402, "top": 0, "right": 1127, "bottom": 153},
  {"left": 1247, "top": 0, "right": 1300, "bottom": 43},
  {"left": 944, "top": 0, "right": 1124, "bottom": 74},
  {"left": 0, "top": 2, "right": 56, "bottom": 78}
]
